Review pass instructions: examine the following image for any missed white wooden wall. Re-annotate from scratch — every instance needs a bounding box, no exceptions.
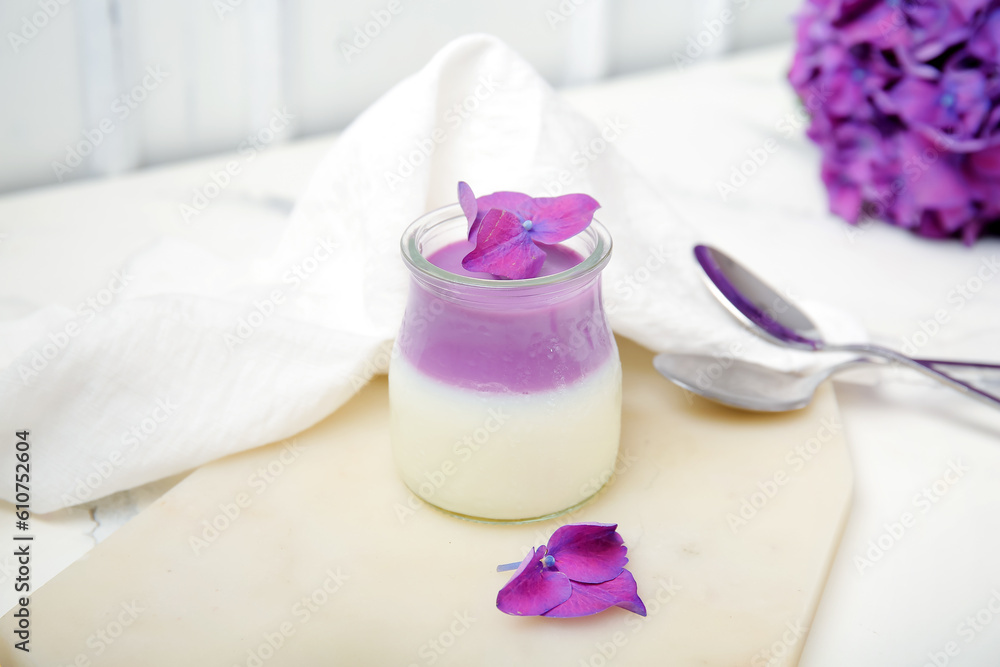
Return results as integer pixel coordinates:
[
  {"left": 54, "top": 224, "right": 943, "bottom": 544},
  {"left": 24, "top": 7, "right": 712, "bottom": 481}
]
[{"left": 0, "top": 0, "right": 799, "bottom": 194}]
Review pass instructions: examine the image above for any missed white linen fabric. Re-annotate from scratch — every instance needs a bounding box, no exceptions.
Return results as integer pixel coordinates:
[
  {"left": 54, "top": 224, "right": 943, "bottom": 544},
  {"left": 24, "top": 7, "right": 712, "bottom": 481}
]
[{"left": 0, "top": 35, "right": 853, "bottom": 513}]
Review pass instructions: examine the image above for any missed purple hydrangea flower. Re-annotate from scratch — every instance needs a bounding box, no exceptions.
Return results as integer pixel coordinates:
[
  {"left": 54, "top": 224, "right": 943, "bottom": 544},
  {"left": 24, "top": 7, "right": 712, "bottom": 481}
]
[
  {"left": 458, "top": 182, "right": 600, "bottom": 279},
  {"left": 790, "top": 0, "right": 1000, "bottom": 243},
  {"left": 496, "top": 523, "right": 647, "bottom": 618}
]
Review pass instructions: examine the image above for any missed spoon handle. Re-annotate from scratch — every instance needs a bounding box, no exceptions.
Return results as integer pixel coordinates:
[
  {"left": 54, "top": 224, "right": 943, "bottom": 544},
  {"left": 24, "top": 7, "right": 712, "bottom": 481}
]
[
  {"left": 918, "top": 358, "right": 1000, "bottom": 371},
  {"left": 831, "top": 343, "right": 1000, "bottom": 409}
]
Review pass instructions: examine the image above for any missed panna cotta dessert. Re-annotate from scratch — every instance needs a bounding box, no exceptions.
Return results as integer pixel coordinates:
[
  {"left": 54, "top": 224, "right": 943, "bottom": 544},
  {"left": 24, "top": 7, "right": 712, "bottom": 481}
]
[{"left": 390, "top": 192, "right": 621, "bottom": 522}]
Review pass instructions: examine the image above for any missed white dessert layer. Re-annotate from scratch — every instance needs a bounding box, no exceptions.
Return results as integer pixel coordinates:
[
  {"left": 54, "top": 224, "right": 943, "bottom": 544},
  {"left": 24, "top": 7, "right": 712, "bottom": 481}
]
[{"left": 389, "top": 353, "right": 622, "bottom": 521}]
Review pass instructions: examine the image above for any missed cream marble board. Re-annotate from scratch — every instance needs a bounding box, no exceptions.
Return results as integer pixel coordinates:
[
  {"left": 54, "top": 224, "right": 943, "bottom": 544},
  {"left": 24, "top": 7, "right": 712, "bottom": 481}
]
[{"left": 0, "top": 338, "right": 852, "bottom": 666}]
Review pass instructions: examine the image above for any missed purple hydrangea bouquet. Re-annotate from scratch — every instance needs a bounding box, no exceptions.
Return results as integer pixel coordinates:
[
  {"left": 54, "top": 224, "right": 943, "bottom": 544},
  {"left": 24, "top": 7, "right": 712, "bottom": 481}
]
[{"left": 790, "top": 0, "right": 1000, "bottom": 243}]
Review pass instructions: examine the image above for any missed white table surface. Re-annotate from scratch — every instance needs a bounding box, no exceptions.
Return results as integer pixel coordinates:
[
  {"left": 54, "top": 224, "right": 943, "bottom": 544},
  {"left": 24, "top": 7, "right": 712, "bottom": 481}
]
[{"left": 2, "top": 43, "right": 1000, "bottom": 665}]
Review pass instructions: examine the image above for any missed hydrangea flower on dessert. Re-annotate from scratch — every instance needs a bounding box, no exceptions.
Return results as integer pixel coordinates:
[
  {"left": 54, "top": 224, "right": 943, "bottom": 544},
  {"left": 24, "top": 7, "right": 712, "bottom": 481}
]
[
  {"left": 458, "top": 181, "right": 600, "bottom": 280},
  {"left": 789, "top": 0, "right": 1000, "bottom": 243},
  {"left": 495, "top": 523, "right": 646, "bottom": 618}
]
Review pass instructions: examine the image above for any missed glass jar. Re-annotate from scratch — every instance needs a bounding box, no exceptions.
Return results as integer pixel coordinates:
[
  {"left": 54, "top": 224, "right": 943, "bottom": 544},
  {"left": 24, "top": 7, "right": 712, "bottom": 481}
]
[{"left": 389, "top": 204, "right": 622, "bottom": 522}]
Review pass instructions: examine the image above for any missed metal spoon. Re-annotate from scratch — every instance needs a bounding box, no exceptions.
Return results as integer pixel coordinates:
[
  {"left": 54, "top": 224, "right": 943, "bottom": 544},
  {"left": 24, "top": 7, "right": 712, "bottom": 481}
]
[
  {"left": 688, "top": 244, "right": 1000, "bottom": 410},
  {"left": 653, "top": 353, "right": 868, "bottom": 411},
  {"left": 654, "top": 353, "right": 1000, "bottom": 413}
]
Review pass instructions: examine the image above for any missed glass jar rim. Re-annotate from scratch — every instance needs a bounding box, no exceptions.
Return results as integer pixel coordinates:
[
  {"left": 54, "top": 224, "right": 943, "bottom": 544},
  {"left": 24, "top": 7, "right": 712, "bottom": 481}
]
[{"left": 400, "top": 203, "right": 612, "bottom": 293}]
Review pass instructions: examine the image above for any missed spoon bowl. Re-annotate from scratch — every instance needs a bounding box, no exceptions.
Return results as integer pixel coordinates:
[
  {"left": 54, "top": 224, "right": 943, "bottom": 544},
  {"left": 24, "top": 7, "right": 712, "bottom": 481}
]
[{"left": 653, "top": 353, "right": 863, "bottom": 412}]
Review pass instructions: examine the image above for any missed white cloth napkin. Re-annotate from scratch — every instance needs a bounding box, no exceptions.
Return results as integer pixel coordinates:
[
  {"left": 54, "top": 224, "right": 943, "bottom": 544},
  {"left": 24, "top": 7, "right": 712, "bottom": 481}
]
[{"left": 0, "top": 34, "right": 856, "bottom": 514}]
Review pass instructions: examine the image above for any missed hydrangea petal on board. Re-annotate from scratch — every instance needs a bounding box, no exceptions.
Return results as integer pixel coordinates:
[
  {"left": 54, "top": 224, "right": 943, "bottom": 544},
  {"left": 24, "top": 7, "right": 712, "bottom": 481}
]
[
  {"left": 495, "top": 547, "right": 573, "bottom": 617},
  {"left": 495, "top": 523, "right": 646, "bottom": 619},
  {"left": 543, "top": 522, "right": 628, "bottom": 584},
  {"left": 542, "top": 569, "right": 646, "bottom": 618}
]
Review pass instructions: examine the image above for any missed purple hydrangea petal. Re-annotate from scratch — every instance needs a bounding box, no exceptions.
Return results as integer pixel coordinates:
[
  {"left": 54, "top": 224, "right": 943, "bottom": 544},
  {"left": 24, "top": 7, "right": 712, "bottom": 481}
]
[
  {"left": 887, "top": 77, "right": 939, "bottom": 126},
  {"left": 948, "top": 0, "right": 983, "bottom": 22},
  {"left": 496, "top": 547, "right": 573, "bottom": 616},
  {"left": 526, "top": 194, "right": 601, "bottom": 245},
  {"left": 462, "top": 209, "right": 546, "bottom": 279},
  {"left": 541, "top": 570, "right": 647, "bottom": 618},
  {"left": 836, "top": 3, "right": 904, "bottom": 46},
  {"left": 968, "top": 10, "right": 1000, "bottom": 60},
  {"left": 894, "top": 135, "right": 970, "bottom": 210},
  {"left": 789, "top": 51, "right": 816, "bottom": 88},
  {"left": 892, "top": 188, "right": 923, "bottom": 229},
  {"left": 910, "top": 4, "right": 971, "bottom": 61},
  {"left": 820, "top": 168, "right": 863, "bottom": 223},
  {"left": 912, "top": 159, "right": 969, "bottom": 209},
  {"left": 476, "top": 190, "right": 535, "bottom": 214},
  {"left": 917, "top": 211, "right": 951, "bottom": 238},
  {"left": 962, "top": 218, "right": 989, "bottom": 245},
  {"left": 458, "top": 181, "right": 477, "bottom": 233},
  {"left": 970, "top": 145, "right": 1000, "bottom": 179},
  {"left": 469, "top": 190, "right": 535, "bottom": 240},
  {"left": 546, "top": 523, "right": 628, "bottom": 584},
  {"left": 937, "top": 204, "right": 973, "bottom": 233},
  {"left": 908, "top": 1, "right": 965, "bottom": 36},
  {"left": 945, "top": 70, "right": 989, "bottom": 136}
]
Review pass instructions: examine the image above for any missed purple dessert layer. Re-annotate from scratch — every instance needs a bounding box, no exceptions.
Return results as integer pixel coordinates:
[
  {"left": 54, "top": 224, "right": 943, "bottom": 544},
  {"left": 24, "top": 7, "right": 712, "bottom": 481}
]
[{"left": 396, "top": 241, "right": 615, "bottom": 393}]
